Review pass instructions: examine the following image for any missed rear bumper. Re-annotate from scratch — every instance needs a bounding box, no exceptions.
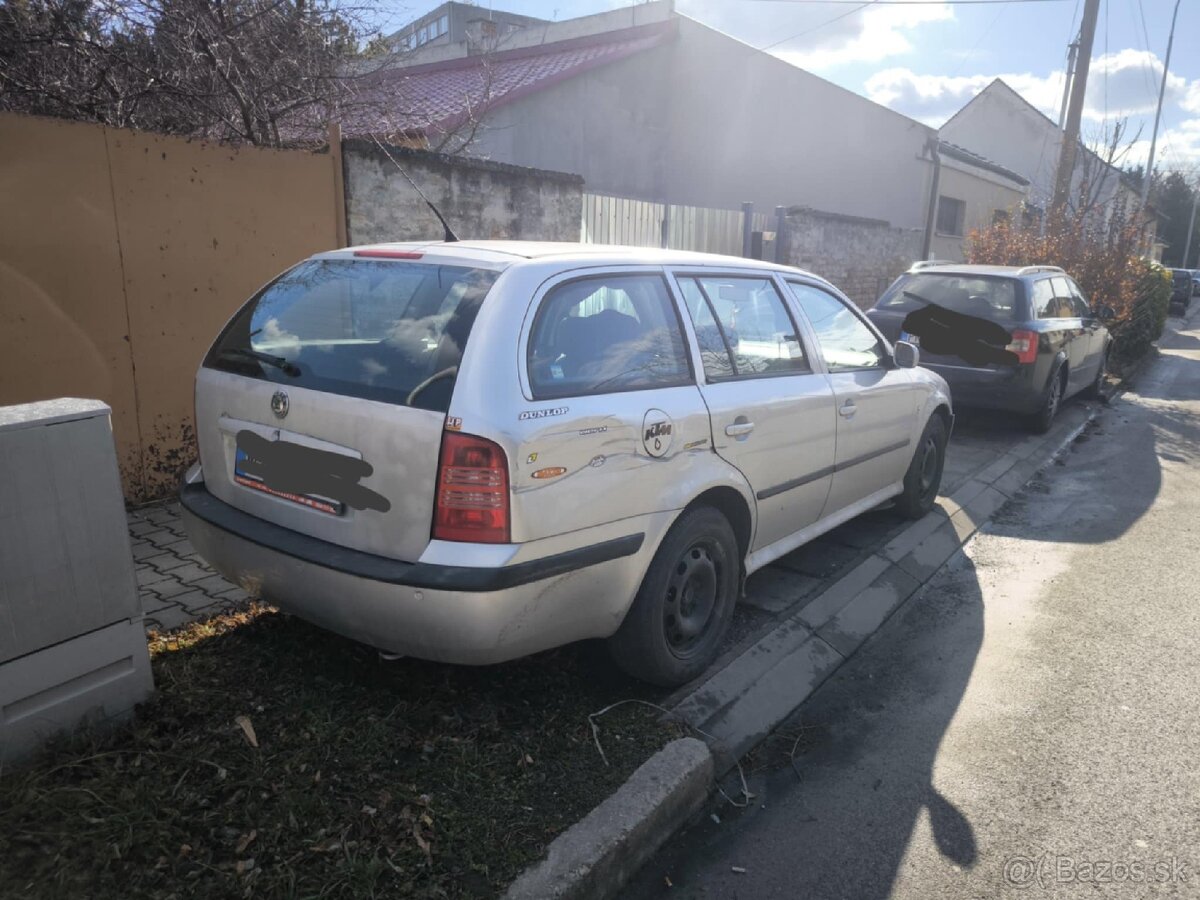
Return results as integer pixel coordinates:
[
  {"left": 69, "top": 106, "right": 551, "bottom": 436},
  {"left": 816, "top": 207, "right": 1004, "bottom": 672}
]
[
  {"left": 180, "top": 482, "right": 649, "bottom": 664},
  {"left": 925, "top": 363, "right": 1042, "bottom": 414}
]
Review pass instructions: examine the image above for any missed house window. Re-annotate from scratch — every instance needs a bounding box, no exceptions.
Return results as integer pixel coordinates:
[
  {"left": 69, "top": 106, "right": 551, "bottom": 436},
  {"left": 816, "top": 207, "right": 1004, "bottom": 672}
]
[
  {"left": 418, "top": 26, "right": 427, "bottom": 44},
  {"left": 936, "top": 196, "right": 965, "bottom": 237},
  {"left": 439, "top": 14, "right": 449, "bottom": 35}
]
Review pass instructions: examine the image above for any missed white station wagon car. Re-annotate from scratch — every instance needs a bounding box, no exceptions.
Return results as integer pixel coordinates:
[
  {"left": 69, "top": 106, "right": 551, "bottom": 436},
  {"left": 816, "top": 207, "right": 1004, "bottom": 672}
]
[{"left": 181, "top": 242, "right": 952, "bottom": 686}]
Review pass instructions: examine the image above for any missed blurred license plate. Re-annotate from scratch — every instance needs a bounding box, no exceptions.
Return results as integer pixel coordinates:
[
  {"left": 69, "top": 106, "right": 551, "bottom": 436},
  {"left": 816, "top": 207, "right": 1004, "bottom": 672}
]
[
  {"left": 900, "top": 331, "right": 920, "bottom": 346},
  {"left": 234, "top": 446, "right": 343, "bottom": 516}
]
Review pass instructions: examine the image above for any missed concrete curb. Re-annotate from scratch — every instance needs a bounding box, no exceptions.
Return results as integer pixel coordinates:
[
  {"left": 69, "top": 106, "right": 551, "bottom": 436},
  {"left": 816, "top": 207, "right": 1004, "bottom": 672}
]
[
  {"left": 504, "top": 737, "right": 713, "bottom": 900},
  {"left": 671, "top": 404, "right": 1100, "bottom": 771}
]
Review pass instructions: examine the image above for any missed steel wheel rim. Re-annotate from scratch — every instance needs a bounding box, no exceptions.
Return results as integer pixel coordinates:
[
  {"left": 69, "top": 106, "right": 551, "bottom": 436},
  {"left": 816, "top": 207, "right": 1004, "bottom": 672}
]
[{"left": 663, "top": 540, "right": 720, "bottom": 657}]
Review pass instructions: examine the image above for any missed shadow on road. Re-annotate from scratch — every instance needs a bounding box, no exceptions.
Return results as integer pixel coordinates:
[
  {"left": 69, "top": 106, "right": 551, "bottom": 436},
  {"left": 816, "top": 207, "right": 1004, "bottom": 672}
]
[
  {"left": 630, "top": 322, "right": 1200, "bottom": 898},
  {"left": 628, "top": 552, "right": 987, "bottom": 899}
]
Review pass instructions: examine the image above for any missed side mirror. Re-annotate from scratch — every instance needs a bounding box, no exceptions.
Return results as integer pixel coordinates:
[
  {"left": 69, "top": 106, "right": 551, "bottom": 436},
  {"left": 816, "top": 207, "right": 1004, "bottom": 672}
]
[
  {"left": 893, "top": 340, "right": 920, "bottom": 369},
  {"left": 1098, "top": 305, "right": 1116, "bottom": 321}
]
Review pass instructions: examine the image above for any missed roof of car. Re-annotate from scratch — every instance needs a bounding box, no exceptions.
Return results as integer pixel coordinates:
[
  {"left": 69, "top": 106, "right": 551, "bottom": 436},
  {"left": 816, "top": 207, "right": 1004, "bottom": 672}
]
[
  {"left": 904, "top": 264, "right": 1063, "bottom": 279},
  {"left": 320, "top": 240, "right": 823, "bottom": 277}
]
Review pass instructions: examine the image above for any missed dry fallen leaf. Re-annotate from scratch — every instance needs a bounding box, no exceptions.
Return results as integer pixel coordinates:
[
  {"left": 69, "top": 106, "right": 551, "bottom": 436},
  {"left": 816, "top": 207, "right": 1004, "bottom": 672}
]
[
  {"left": 234, "top": 715, "right": 258, "bottom": 748},
  {"left": 235, "top": 830, "right": 257, "bottom": 854},
  {"left": 412, "top": 824, "right": 431, "bottom": 860}
]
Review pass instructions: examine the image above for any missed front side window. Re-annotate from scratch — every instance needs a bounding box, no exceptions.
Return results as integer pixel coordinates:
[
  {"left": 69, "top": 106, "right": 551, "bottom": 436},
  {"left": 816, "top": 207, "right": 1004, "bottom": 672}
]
[
  {"left": 677, "top": 276, "right": 809, "bottom": 380},
  {"left": 527, "top": 274, "right": 691, "bottom": 400},
  {"left": 1067, "top": 278, "right": 1091, "bottom": 317},
  {"left": 788, "top": 282, "right": 886, "bottom": 371},
  {"left": 205, "top": 259, "right": 498, "bottom": 412}
]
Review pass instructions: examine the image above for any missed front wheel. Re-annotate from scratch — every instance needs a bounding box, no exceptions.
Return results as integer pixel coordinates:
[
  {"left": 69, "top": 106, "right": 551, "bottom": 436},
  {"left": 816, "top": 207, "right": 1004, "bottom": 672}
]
[
  {"left": 608, "top": 507, "right": 739, "bottom": 687},
  {"left": 894, "top": 414, "right": 947, "bottom": 519},
  {"left": 1082, "top": 349, "right": 1108, "bottom": 400}
]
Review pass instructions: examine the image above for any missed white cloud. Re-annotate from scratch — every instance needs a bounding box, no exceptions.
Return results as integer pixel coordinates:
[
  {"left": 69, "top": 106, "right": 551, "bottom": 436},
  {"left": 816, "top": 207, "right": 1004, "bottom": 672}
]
[
  {"left": 1182, "top": 80, "right": 1200, "bottom": 116},
  {"left": 775, "top": 3, "right": 954, "bottom": 71},
  {"left": 1125, "top": 119, "right": 1200, "bottom": 170},
  {"left": 678, "top": 0, "right": 953, "bottom": 70},
  {"left": 865, "top": 50, "right": 1195, "bottom": 128},
  {"left": 864, "top": 69, "right": 1064, "bottom": 124},
  {"left": 1088, "top": 49, "right": 1188, "bottom": 119}
]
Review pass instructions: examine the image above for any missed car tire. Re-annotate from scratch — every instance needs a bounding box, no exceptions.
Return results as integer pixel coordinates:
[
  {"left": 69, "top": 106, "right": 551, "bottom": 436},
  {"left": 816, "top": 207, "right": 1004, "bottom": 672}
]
[
  {"left": 1030, "top": 365, "right": 1066, "bottom": 434},
  {"left": 1081, "top": 349, "right": 1108, "bottom": 400},
  {"left": 608, "top": 506, "right": 739, "bottom": 687},
  {"left": 894, "top": 414, "right": 947, "bottom": 520}
]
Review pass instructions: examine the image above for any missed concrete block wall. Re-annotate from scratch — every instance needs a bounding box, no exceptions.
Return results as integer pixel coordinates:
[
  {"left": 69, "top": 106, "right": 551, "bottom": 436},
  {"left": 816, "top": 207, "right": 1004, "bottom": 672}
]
[
  {"left": 781, "top": 207, "right": 923, "bottom": 309},
  {"left": 343, "top": 141, "right": 584, "bottom": 246}
]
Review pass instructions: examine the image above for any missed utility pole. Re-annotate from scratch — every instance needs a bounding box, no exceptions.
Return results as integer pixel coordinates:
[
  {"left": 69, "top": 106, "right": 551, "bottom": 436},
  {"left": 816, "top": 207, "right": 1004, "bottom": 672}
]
[
  {"left": 1140, "top": 0, "right": 1183, "bottom": 210},
  {"left": 1051, "top": 0, "right": 1101, "bottom": 217},
  {"left": 1057, "top": 39, "right": 1079, "bottom": 129},
  {"left": 1184, "top": 181, "right": 1199, "bottom": 269}
]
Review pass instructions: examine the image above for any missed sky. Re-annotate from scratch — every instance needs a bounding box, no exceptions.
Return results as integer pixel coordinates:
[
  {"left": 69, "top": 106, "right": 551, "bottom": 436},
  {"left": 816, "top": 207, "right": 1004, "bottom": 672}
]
[{"left": 375, "top": 0, "right": 1200, "bottom": 173}]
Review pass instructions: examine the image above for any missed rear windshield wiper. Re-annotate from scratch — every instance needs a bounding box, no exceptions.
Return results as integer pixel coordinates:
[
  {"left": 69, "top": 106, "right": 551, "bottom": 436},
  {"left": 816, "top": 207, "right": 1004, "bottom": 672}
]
[{"left": 217, "top": 347, "right": 300, "bottom": 377}]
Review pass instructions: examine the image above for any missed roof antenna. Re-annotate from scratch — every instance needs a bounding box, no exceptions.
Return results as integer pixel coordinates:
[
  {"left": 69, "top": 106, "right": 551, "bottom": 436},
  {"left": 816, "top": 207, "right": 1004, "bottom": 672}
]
[{"left": 370, "top": 135, "right": 460, "bottom": 243}]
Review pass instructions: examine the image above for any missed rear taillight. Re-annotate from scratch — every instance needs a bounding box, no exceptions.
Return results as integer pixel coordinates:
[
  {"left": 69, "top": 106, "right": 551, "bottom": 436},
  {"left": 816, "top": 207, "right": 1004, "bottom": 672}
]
[
  {"left": 1005, "top": 329, "right": 1039, "bottom": 364},
  {"left": 432, "top": 432, "right": 510, "bottom": 544}
]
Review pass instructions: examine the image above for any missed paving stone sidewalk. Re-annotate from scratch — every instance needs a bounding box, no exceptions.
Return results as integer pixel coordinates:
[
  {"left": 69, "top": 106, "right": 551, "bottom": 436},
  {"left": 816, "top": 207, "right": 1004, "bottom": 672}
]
[{"left": 127, "top": 502, "right": 247, "bottom": 634}]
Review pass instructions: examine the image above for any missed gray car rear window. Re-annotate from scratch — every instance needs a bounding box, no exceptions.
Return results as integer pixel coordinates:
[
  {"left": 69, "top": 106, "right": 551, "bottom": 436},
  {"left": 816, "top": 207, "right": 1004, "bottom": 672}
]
[
  {"left": 205, "top": 258, "right": 498, "bottom": 411},
  {"left": 878, "top": 273, "right": 1020, "bottom": 322}
]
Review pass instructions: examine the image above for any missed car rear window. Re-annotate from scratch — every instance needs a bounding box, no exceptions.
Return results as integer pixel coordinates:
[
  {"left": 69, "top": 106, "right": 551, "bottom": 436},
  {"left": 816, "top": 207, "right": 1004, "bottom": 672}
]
[
  {"left": 877, "top": 273, "right": 1020, "bottom": 322},
  {"left": 205, "top": 258, "right": 499, "bottom": 411}
]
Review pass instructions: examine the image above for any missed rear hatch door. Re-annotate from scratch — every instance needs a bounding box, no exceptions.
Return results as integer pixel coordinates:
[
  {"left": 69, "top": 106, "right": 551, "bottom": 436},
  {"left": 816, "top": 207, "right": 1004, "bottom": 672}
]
[
  {"left": 195, "top": 254, "right": 500, "bottom": 562},
  {"left": 868, "top": 272, "right": 1022, "bottom": 369}
]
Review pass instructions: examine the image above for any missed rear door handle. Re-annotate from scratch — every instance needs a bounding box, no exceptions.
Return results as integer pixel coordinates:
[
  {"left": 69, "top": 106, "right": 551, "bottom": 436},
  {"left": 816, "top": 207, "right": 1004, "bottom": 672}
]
[
  {"left": 725, "top": 422, "right": 755, "bottom": 437},
  {"left": 839, "top": 400, "right": 857, "bottom": 417}
]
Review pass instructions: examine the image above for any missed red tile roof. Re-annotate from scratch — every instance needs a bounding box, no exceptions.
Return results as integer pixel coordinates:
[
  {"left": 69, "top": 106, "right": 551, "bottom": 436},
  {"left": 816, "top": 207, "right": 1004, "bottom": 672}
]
[{"left": 348, "top": 19, "right": 676, "bottom": 140}]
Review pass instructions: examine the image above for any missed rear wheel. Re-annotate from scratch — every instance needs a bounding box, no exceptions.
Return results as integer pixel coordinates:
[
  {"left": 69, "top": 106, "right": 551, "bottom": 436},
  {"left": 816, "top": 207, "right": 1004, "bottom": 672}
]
[
  {"left": 608, "top": 507, "right": 739, "bottom": 687},
  {"left": 894, "top": 414, "right": 947, "bottom": 519},
  {"left": 1029, "top": 366, "right": 1066, "bottom": 433}
]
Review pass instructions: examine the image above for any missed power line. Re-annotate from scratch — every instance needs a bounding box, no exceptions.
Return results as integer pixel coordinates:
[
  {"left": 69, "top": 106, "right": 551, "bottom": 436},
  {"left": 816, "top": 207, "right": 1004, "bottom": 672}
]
[{"left": 759, "top": 0, "right": 879, "bottom": 50}]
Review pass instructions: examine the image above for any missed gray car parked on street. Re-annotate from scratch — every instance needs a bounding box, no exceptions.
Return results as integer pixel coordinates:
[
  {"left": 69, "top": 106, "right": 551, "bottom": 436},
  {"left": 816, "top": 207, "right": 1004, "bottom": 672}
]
[
  {"left": 181, "top": 242, "right": 952, "bottom": 686},
  {"left": 866, "top": 264, "right": 1112, "bottom": 433}
]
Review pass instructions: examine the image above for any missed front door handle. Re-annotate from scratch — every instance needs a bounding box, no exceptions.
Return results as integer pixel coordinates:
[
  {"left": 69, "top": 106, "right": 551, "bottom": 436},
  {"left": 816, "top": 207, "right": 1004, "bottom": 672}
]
[
  {"left": 839, "top": 400, "right": 857, "bottom": 417},
  {"left": 725, "top": 421, "right": 755, "bottom": 437}
]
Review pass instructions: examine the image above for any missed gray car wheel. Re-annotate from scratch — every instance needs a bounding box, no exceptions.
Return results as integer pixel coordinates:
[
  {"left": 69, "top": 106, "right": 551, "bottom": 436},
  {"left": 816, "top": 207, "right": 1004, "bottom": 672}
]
[{"left": 608, "top": 506, "right": 738, "bottom": 687}]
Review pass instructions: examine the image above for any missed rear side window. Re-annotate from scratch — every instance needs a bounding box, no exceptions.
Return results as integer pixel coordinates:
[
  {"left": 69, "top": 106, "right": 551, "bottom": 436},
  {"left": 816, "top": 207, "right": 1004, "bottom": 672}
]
[
  {"left": 527, "top": 274, "right": 692, "bottom": 400},
  {"left": 878, "top": 273, "right": 1019, "bottom": 322},
  {"left": 1031, "top": 279, "right": 1057, "bottom": 317},
  {"left": 1039, "top": 277, "right": 1078, "bottom": 318},
  {"left": 205, "top": 259, "right": 498, "bottom": 412},
  {"left": 677, "top": 275, "right": 809, "bottom": 380}
]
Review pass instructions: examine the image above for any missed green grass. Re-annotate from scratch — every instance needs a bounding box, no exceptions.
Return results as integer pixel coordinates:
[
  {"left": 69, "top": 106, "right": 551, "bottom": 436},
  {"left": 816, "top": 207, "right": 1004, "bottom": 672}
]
[{"left": 0, "top": 606, "right": 678, "bottom": 899}]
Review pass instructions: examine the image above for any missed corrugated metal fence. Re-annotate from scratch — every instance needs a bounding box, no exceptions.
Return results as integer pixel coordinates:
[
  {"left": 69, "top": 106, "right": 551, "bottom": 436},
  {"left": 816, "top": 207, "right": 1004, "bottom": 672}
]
[{"left": 581, "top": 193, "right": 775, "bottom": 257}]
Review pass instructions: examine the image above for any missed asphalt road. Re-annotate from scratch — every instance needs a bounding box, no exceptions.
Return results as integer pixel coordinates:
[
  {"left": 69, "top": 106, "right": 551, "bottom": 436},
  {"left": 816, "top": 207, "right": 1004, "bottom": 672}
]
[{"left": 628, "top": 307, "right": 1200, "bottom": 899}]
